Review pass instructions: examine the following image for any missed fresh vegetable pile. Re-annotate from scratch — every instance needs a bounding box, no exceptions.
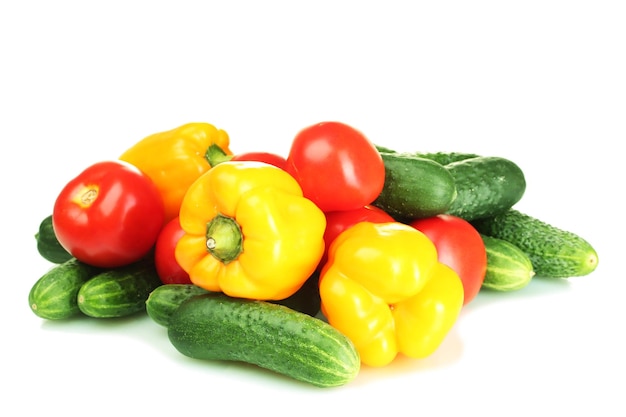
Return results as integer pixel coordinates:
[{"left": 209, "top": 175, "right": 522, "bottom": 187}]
[{"left": 29, "top": 120, "right": 599, "bottom": 387}]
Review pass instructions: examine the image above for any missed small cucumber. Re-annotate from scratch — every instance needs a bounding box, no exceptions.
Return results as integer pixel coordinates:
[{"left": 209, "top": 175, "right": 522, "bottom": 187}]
[
  {"left": 168, "top": 293, "right": 360, "bottom": 388},
  {"left": 373, "top": 152, "right": 457, "bottom": 220},
  {"left": 481, "top": 234, "right": 535, "bottom": 291},
  {"left": 28, "top": 258, "right": 102, "bottom": 320},
  {"left": 472, "top": 209, "right": 599, "bottom": 278},
  {"left": 273, "top": 270, "right": 321, "bottom": 317},
  {"left": 445, "top": 156, "right": 526, "bottom": 221},
  {"left": 77, "top": 260, "right": 162, "bottom": 318},
  {"left": 147, "top": 271, "right": 321, "bottom": 328},
  {"left": 35, "top": 215, "right": 73, "bottom": 264},
  {"left": 146, "top": 284, "right": 210, "bottom": 327}
]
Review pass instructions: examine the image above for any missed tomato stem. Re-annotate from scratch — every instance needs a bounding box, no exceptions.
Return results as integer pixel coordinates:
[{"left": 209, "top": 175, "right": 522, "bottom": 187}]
[
  {"left": 81, "top": 189, "right": 98, "bottom": 205},
  {"left": 205, "top": 214, "right": 243, "bottom": 264},
  {"left": 72, "top": 185, "right": 99, "bottom": 208}
]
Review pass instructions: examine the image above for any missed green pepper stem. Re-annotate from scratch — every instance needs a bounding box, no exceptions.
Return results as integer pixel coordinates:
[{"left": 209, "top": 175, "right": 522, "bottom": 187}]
[
  {"left": 206, "top": 214, "right": 243, "bottom": 264},
  {"left": 205, "top": 143, "right": 233, "bottom": 166}
]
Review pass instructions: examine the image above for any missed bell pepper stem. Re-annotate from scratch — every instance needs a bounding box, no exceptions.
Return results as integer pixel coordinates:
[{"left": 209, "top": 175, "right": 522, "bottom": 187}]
[
  {"left": 205, "top": 143, "right": 233, "bottom": 166},
  {"left": 206, "top": 214, "right": 243, "bottom": 264}
]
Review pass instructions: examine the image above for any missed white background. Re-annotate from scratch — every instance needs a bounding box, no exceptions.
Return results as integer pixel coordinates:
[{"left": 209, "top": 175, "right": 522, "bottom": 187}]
[{"left": 2, "top": 1, "right": 624, "bottom": 415}]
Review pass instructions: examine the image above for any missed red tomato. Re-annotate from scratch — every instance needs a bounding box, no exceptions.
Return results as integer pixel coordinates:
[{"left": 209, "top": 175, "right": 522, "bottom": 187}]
[
  {"left": 285, "top": 121, "right": 385, "bottom": 212},
  {"left": 321, "top": 205, "right": 395, "bottom": 268},
  {"left": 230, "top": 151, "right": 287, "bottom": 170},
  {"left": 154, "top": 217, "right": 191, "bottom": 284},
  {"left": 410, "top": 214, "right": 487, "bottom": 305},
  {"left": 52, "top": 160, "right": 165, "bottom": 268}
]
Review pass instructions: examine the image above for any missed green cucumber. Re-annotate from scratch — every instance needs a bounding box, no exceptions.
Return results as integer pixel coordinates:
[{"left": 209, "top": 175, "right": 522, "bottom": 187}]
[
  {"left": 77, "top": 260, "right": 162, "bottom": 318},
  {"left": 414, "top": 151, "right": 481, "bottom": 166},
  {"left": 167, "top": 293, "right": 360, "bottom": 388},
  {"left": 273, "top": 270, "right": 321, "bottom": 317},
  {"left": 147, "top": 272, "right": 321, "bottom": 328},
  {"left": 373, "top": 152, "right": 457, "bottom": 220},
  {"left": 375, "top": 145, "right": 480, "bottom": 165},
  {"left": 146, "top": 284, "right": 210, "bottom": 327},
  {"left": 35, "top": 215, "right": 73, "bottom": 264},
  {"left": 472, "top": 209, "right": 599, "bottom": 278},
  {"left": 481, "top": 234, "right": 535, "bottom": 291},
  {"left": 375, "top": 144, "right": 397, "bottom": 154},
  {"left": 28, "top": 258, "right": 102, "bottom": 320},
  {"left": 445, "top": 156, "right": 526, "bottom": 221}
]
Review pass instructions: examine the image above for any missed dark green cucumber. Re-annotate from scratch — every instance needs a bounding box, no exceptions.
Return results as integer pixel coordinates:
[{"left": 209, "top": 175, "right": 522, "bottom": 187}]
[
  {"left": 481, "top": 234, "right": 535, "bottom": 291},
  {"left": 375, "top": 144, "right": 397, "bottom": 154},
  {"left": 28, "top": 258, "right": 102, "bottom": 320},
  {"left": 375, "top": 145, "right": 480, "bottom": 165},
  {"left": 77, "top": 260, "right": 162, "bottom": 318},
  {"left": 273, "top": 270, "right": 321, "bottom": 317},
  {"left": 373, "top": 152, "right": 457, "bottom": 220},
  {"left": 35, "top": 215, "right": 73, "bottom": 264},
  {"left": 168, "top": 293, "right": 360, "bottom": 388},
  {"left": 472, "top": 209, "right": 599, "bottom": 278},
  {"left": 414, "top": 151, "right": 481, "bottom": 166},
  {"left": 445, "top": 156, "right": 526, "bottom": 221},
  {"left": 147, "top": 272, "right": 320, "bottom": 328},
  {"left": 146, "top": 284, "right": 210, "bottom": 327}
]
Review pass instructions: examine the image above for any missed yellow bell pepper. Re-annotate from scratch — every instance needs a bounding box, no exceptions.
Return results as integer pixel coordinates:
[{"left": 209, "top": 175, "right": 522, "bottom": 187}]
[
  {"left": 319, "top": 221, "right": 464, "bottom": 367},
  {"left": 119, "top": 122, "right": 232, "bottom": 223},
  {"left": 175, "top": 160, "right": 326, "bottom": 300}
]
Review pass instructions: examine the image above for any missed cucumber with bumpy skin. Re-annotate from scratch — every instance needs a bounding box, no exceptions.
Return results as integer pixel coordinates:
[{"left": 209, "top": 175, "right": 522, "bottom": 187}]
[
  {"left": 374, "top": 145, "right": 480, "bottom": 165},
  {"left": 28, "top": 258, "right": 102, "bottom": 320},
  {"left": 481, "top": 234, "right": 535, "bottom": 291},
  {"left": 77, "top": 260, "right": 162, "bottom": 318},
  {"left": 445, "top": 156, "right": 526, "bottom": 221},
  {"left": 167, "top": 293, "right": 360, "bottom": 388},
  {"left": 147, "top": 272, "right": 321, "bottom": 328},
  {"left": 373, "top": 151, "right": 457, "bottom": 220},
  {"left": 472, "top": 209, "right": 599, "bottom": 278},
  {"left": 415, "top": 151, "right": 481, "bottom": 165}
]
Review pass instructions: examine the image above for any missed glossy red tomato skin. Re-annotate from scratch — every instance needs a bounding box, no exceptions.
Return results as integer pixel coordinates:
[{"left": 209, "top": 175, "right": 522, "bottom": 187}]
[
  {"left": 285, "top": 121, "right": 385, "bottom": 212},
  {"left": 410, "top": 214, "right": 487, "bottom": 305},
  {"left": 52, "top": 160, "right": 165, "bottom": 268},
  {"left": 154, "top": 217, "right": 191, "bottom": 284},
  {"left": 320, "top": 205, "right": 395, "bottom": 268},
  {"left": 230, "top": 152, "right": 287, "bottom": 170}
]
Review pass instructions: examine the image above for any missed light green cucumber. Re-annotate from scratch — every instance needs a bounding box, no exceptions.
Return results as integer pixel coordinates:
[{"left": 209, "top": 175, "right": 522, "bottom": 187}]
[
  {"left": 481, "top": 234, "right": 535, "bottom": 291},
  {"left": 28, "top": 258, "right": 102, "bottom": 320},
  {"left": 77, "top": 260, "right": 162, "bottom": 318}
]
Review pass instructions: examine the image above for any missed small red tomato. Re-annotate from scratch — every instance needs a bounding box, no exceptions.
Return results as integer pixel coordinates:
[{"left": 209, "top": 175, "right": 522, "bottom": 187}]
[
  {"left": 321, "top": 205, "right": 395, "bottom": 267},
  {"left": 285, "top": 121, "right": 385, "bottom": 212},
  {"left": 410, "top": 214, "right": 487, "bottom": 305},
  {"left": 154, "top": 216, "right": 191, "bottom": 284},
  {"left": 53, "top": 160, "right": 165, "bottom": 268},
  {"left": 230, "top": 151, "right": 288, "bottom": 170}
]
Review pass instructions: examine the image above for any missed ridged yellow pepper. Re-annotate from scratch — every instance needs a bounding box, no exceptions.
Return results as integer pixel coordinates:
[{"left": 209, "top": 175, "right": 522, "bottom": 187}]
[
  {"left": 175, "top": 160, "right": 326, "bottom": 300},
  {"left": 319, "top": 221, "right": 464, "bottom": 367},
  {"left": 119, "top": 122, "right": 232, "bottom": 223}
]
